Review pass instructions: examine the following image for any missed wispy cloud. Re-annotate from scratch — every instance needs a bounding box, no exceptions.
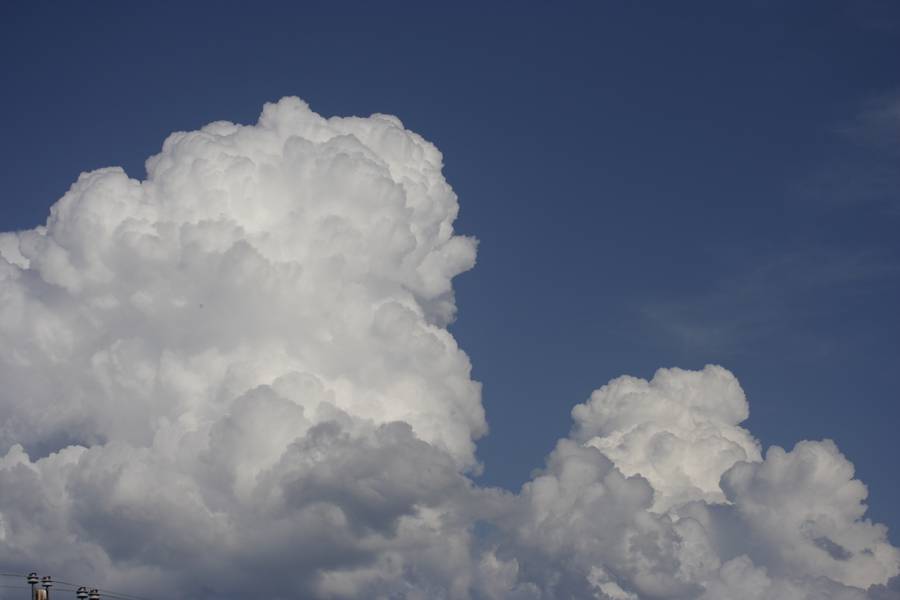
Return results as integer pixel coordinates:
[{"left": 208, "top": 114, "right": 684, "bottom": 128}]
[
  {"left": 839, "top": 92, "right": 900, "bottom": 150},
  {"left": 642, "top": 247, "right": 899, "bottom": 355},
  {"left": 792, "top": 92, "right": 900, "bottom": 215}
]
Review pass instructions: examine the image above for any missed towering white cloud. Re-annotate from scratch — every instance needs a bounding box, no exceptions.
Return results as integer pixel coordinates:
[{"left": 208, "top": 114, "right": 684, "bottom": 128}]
[
  {"left": 0, "top": 98, "right": 896, "bottom": 599},
  {"left": 571, "top": 365, "right": 761, "bottom": 511}
]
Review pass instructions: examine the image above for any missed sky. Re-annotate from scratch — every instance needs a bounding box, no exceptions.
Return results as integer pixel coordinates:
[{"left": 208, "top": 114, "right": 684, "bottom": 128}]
[{"left": 0, "top": 2, "right": 899, "bottom": 598}]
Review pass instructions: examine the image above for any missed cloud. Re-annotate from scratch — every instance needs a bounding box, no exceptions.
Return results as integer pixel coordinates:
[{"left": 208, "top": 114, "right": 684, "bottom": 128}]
[
  {"left": 571, "top": 365, "right": 760, "bottom": 511},
  {"left": 720, "top": 440, "right": 899, "bottom": 589},
  {"left": 840, "top": 93, "right": 900, "bottom": 150},
  {"left": 0, "top": 98, "right": 896, "bottom": 599},
  {"left": 791, "top": 92, "right": 900, "bottom": 216},
  {"left": 641, "top": 247, "right": 899, "bottom": 356}
]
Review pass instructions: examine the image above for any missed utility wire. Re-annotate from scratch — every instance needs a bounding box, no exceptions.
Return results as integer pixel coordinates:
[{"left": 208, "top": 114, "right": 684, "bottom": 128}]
[
  {"left": 95, "top": 588, "right": 155, "bottom": 600},
  {"left": 98, "top": 592, "right": 153, "bottom": 600},
  {"left": 53, "top": 577, "right": 153, "bottom": 600},
  {"left": 1, "top": 570, "right": 155, "bottom": 600},
  {"left": 52, "top": 583, "right": 81, "bottom": 590},
  {"left": 38, "top": 577, "right": 152, "bottom": 600}
]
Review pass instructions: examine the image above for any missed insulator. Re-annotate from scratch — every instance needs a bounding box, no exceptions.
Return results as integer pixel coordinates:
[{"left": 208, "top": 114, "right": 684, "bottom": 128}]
[
  {"left": 88, "top": 589, "right": 100, "bottom": 600},
  {"left": 27, "top": 573, "right": 39, "bottom": 585},
  {"left": 76, "top": 586, "right": 89, "bottom": 599},
  {"left": 41, "top": 575, "right": 53, "bottom": 588}
]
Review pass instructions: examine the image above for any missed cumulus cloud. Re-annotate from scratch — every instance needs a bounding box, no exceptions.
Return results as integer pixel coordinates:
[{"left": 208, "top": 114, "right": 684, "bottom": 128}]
[
  {"left": 0, "top": 98, "right": 896, "bottom": 599},
  {"left": 571, "top": 365, "right": 760, "bottom": 511}
]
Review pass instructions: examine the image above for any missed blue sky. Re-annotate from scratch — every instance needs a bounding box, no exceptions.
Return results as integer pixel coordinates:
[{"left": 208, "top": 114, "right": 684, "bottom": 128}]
[{"left": 2, "top": 0, "right": 899, "bottom": 547}]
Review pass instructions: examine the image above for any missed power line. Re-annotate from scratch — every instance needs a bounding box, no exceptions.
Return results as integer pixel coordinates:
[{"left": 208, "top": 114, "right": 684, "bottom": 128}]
[
  {"left": 58, "top": 582, "right": 154, "bottom": 600},
  {"left": 37, "top": 578, "right": 152, "bottom": 600},
  {"left": 0, "top": 571, "right": 155, "bottom": 600},
  {"left": 95, "top": 586, "right": 156, "bottom": 600},
  {"left": 51, "top": 584, "right": 81, "bottom": 591},
  {"left": 97, "top": 592, "right": 153, "bottom": 600}
]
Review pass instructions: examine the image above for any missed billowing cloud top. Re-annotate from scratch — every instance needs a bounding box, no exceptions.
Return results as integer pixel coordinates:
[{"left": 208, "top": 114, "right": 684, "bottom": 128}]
[{"left": 0, "top": 98, "right": 897, "bottom": 599}]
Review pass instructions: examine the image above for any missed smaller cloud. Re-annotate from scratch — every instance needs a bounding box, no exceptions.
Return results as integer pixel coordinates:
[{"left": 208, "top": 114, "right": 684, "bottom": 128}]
[{"left": 571, "top": 365, "right": 760, "bottom": 511}]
